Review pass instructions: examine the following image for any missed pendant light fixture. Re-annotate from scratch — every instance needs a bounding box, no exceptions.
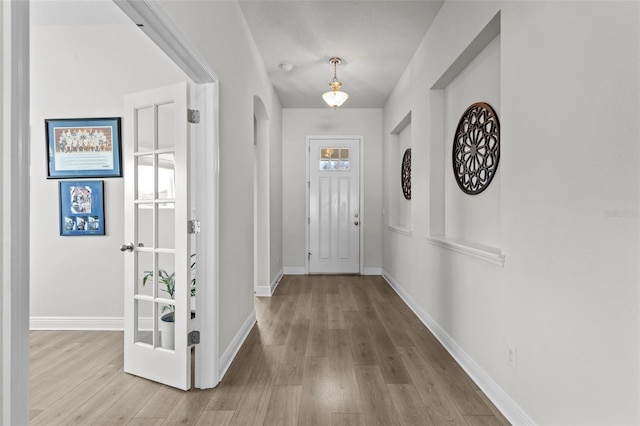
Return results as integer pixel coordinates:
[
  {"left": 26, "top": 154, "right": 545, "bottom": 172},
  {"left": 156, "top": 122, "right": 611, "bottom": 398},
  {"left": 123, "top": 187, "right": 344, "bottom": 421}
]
[{"left": 322, "top": 57, "right": 349, "bottom": 108}]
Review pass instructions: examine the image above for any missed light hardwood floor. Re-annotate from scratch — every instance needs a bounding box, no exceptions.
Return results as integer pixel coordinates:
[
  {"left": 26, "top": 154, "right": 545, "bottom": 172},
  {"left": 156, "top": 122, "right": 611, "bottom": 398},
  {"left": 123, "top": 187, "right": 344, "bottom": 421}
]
[{"left": 30, "top": 275, "right": 510, "bottom": 425}]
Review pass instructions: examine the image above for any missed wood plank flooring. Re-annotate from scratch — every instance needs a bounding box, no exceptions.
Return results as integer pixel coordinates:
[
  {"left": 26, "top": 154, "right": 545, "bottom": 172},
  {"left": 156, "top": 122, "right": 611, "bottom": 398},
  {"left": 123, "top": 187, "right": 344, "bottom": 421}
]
[{"left": 30, "top": 275, "right": 510, "bottom": 425}]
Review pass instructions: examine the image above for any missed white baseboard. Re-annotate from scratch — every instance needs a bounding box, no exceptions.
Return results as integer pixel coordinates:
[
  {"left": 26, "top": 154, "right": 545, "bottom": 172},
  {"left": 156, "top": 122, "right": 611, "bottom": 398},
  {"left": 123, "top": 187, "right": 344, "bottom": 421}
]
[
  {"left": 218, "top": 309, "right": 256, "bottom": 380},
  {"left": 255, "top": 286, "right": 272, "bottom": 297},
  {"left": 255, "top": 269, "right": 284, "bottom": 297},
  {"left": 271, "top": 269, "right": 283, "bottom": 293},
  {"left": 30, "top": 316, "right": 124, "bottom": 330},
  {"left": 381, "top": 270, "right": 534, "bottom": 426},
  {"left": 283, "top": 267, "right": 382, "bottom": 276},
  {"left": 283, "top": 266, "right": 306, "bottom": 275}
]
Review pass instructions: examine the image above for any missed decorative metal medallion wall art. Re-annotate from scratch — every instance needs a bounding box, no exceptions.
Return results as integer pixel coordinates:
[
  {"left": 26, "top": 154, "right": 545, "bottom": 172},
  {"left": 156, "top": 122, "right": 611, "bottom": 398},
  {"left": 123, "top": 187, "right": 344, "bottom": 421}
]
[
  {"left": 452, "top": 102, "right": 500, "bottom": 195},
  {"left": 401, "top": 148, "right": 412, "bottom": 200}
]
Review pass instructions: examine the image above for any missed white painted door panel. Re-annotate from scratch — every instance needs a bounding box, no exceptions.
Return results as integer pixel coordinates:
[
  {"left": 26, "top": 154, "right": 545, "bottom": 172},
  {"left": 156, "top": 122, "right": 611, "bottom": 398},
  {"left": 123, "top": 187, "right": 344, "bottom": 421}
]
[
  {"left": 309, "top": 139, "right": 360, "bottom": 273},
  {"left": 123, "top": 82, "right": 192, "bottom": 390}
]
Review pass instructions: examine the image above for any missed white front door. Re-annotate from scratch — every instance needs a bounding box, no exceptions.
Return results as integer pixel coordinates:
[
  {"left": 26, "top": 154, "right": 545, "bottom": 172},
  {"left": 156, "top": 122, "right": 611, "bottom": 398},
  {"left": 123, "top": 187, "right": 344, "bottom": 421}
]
[
  {"left": 308, "top": 138, "right": 360, "bottom": 274},
  {"left": 122, "top": 82, "right": 193, "bottom": 390}
]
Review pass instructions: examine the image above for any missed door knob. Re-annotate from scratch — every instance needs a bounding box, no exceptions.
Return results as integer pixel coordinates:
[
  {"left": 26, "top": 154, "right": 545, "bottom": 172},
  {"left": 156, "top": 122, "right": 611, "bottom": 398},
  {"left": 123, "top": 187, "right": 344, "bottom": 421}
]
[
  {"left": 354, "top": 221, "right": 359, "bottom": 226},
  {"left": 120, "top": 243, "right": 134, "bottom": 252}
]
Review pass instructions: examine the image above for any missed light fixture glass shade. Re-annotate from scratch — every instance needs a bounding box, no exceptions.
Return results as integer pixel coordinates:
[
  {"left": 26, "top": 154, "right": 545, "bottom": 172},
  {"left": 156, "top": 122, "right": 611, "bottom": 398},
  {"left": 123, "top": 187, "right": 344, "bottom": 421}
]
[{"left": 322, "top": 90, "right": 349, "bottom": 108}]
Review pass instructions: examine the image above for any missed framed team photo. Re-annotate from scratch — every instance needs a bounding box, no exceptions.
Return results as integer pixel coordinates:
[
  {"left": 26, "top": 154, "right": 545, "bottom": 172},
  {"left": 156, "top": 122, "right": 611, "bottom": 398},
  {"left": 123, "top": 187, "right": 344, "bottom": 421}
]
[
  {"left": 59, "top": 180, "right": 105, "bottom": 236},
  {"left": 46, "top": 117, "right": 122, "bottom": 178}
]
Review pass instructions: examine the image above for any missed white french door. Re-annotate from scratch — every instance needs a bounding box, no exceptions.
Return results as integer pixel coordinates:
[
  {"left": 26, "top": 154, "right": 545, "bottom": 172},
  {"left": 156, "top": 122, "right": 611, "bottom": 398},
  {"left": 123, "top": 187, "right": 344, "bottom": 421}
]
[
  {"left": 308, "top": 138, "right": 361, "bottom": 274},
  {"left": 122, "top": 82, "right": 193, "bottom": 390}
]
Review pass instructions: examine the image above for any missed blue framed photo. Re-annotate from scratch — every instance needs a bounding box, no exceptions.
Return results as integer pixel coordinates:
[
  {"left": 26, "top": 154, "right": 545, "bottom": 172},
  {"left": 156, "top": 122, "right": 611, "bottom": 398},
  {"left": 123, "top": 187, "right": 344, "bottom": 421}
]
[
  {"left": 59, "top": 181, "right": 105, "bottom": 236},
  {"left": 46, "top": 117, "right": 122, "bottom": 178}
]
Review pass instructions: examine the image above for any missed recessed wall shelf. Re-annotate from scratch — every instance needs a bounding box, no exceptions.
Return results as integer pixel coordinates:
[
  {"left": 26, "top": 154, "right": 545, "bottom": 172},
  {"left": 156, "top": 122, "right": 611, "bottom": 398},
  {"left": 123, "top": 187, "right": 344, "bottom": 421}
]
[
  {"left": 426, "top": 235, "right": 505, "bottom": 266},
  {"left": 388, "top": 225, "right": 413, "bottom": 238}
]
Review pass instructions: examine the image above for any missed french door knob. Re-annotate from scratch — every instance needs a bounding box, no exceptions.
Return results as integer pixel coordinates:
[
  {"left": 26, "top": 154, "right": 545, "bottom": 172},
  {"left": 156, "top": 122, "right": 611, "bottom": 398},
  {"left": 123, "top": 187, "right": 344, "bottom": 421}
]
[
  {"left": 354, "top": 221, "right": 359, "bottom": 226},
  {"left": 120, "top": 243, "right": 134, "bottom": 252}
]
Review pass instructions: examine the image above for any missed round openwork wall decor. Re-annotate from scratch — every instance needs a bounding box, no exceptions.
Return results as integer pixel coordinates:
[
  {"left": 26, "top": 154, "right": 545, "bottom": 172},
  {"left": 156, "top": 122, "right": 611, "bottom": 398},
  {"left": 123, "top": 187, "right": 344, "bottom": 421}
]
[
  {"left": 452, "top": 102, "right": 500, "bottom": 195},
  {"left": 401, "top": 148, "right": 411, "bottom": 200}
]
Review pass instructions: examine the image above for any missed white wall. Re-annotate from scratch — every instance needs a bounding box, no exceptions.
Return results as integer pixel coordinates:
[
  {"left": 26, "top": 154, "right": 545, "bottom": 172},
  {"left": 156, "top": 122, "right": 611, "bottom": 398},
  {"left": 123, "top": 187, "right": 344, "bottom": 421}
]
[
  {"left": 30, "top": 22, "right": 190, "bottom": 319},
  {"left": 154, "top": 1, "right": 283, "bottom": 355},
  {"left": 383, "top": 1, "right": 639, "bottom": 424},
  {"left": 282, "top": 108, "right": 382, "bottom": 272}
]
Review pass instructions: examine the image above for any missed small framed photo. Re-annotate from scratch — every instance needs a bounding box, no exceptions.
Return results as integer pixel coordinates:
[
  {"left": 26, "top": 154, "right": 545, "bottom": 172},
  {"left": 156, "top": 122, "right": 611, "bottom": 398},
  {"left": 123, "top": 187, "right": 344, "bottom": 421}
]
[
  {"left": 59, "top": 180, "right": 105, "bottom": 236},
  {"left": 46, "top": 117, "right": 122, "bottom": 178}
]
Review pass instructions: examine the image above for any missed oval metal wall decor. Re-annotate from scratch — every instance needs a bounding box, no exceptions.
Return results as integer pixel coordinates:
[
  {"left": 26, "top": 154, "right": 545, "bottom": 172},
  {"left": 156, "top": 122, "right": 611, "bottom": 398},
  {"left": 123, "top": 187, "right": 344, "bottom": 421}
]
[
  {"left": 452, "top": 102, "right": 500, "bottom": 195},
  {"left": 401, "top": 148, "right": 411, "bottom": 200}
]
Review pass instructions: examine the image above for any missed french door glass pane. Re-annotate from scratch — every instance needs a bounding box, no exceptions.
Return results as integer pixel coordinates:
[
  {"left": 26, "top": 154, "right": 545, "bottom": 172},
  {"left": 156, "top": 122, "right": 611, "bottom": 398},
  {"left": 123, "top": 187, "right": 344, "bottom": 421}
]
[
  {"left": 136, "top": 106, "right": 154, "bottom": 152},
  {"left": 158, "top": 302, "right": 175, "bottom": 351},
  {"left": 157, "top": 102, "right": 175, "bottom": 150},
  {"left": 157, "top": 153, "right": 175, "bottom": 200},
  {"left": 157, "top": 252, "right": 175, "bottom": 303},
  {"left": 136, "top": 251, "right": 154, "bottom": 297},
  {"left": 136, "top": 204, "right": 154, "bottom": 247},
  {"left": 135, "top": 299, "right": 154, "bottom": 346},
  {"left": 136, "top": 155, "right": 155, "bottom": 200},
  {"left": 157, "top": 207, "right": 175, "bottom": 249}
]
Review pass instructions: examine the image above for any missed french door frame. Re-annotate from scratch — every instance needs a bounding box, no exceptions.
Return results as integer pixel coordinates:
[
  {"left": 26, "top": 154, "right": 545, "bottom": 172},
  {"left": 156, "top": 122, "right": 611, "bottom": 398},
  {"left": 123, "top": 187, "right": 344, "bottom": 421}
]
[
  {"left": 111, "top": 1, "right": 221, "bottom": 389},
  {"left": 305, "top": 135, "right": 364, "bottom": 275}
]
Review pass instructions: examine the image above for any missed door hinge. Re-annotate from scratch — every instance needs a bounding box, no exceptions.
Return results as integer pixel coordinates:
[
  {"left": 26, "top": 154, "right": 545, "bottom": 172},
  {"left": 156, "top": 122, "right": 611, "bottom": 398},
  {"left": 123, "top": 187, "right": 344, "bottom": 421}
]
[
  {"left": 188, "top": 220, "right": 201, "bottom": 234},
  {"left": 187, "top": 109, "right": 200, "bottom": 124},
  {"left": 188, "top": 330, "right": 200, "bottom": 345}
]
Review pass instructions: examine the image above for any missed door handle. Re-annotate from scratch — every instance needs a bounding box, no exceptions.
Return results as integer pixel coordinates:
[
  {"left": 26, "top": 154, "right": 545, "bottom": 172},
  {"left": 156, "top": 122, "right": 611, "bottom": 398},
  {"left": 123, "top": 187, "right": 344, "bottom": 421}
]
[{"left": 120, "top": 243, "right": 134, "bottom": 252}]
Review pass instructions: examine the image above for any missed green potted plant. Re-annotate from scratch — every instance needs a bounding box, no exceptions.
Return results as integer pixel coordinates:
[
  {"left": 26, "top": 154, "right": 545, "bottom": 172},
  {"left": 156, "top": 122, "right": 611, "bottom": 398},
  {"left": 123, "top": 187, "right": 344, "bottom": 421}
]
[{"left": 142, "top": 253, "right": 196, "bottom": 349}]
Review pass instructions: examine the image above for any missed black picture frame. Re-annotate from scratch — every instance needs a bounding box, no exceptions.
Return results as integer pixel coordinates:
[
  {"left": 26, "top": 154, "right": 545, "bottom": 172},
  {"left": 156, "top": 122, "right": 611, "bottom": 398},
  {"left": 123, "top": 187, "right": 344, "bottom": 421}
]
[
  {"left": 59, "top": 180, "right": 105, "bottom": 236},
  {"left": 46, "top": 117, "right": 122, "bottom": 178}
]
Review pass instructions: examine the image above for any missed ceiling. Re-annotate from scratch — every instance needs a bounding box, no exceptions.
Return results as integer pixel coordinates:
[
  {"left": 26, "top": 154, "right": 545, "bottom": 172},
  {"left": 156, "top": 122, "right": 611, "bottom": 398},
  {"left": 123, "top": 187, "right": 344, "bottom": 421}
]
[
  {"left": 31, "top": 0, "right": 445, "bottom": 108},
  {"left": 237, "top": 1, "right": 444, "bottom": 108}
]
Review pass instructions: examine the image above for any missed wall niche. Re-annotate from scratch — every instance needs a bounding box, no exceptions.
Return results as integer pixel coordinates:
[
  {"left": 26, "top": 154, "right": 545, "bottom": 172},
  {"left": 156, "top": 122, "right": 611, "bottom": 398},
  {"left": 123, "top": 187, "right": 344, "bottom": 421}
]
[
  {"left": 428, "top": 13, "right": 505, "bottom": 266},
  {"left": 388, "top": 112, "right": 412, "bottom": 236}
]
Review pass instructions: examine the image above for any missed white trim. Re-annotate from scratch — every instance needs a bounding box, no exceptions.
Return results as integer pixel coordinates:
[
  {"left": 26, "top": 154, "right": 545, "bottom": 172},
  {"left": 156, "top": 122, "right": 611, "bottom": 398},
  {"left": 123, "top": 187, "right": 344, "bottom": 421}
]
[
  {"left": 363, "top": 267, "right": 382, "bottom": 276},
  {"left": 283, "top": 267, "right": 306, "bottom": 275},
  {"left": 218, "top": 310, "right": 256, "bottom": 381},
  {"left": 271, "top": 269, "right": 283, "bottom": 293},
  {"left": 305, "top": 135, "right": 364, "bottom": 275},
  {"left": 381, "top": 270, "right": 534, "bottom": 426},
  {"left": 2, "top": 1, "right": 30, "bottom": 424},
  {"left": 254, "top": 286, "right": 272, "bottom": 297},
  {"left": 113, "top": 0, "right": 217, "bottom": 84},
  {"left": 387, "top": 225, "right": 413, "bottom": 238},
  {"left": 426, "top": 236, "right": 505, "bottom": 267},
  {"left": 255, "top": 269, "right": 283, "bottom": 297},
  {"left": 30, "top": 317, "right": 124, "bottom": 331},
  {"left": 271, "top": 269, "right": 283, "bottom": 289},
  {"left": 193, "top": 82, "right": 219, "bottom": 389}
]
